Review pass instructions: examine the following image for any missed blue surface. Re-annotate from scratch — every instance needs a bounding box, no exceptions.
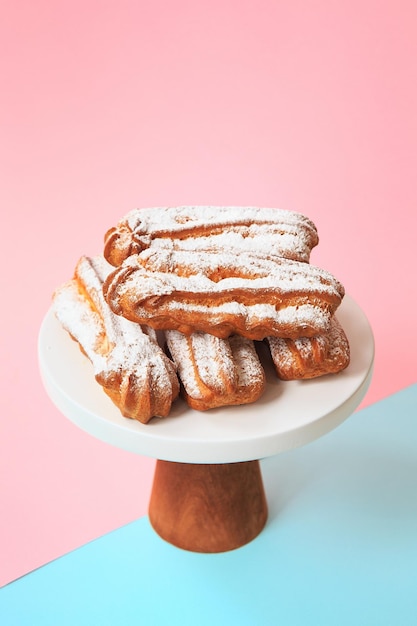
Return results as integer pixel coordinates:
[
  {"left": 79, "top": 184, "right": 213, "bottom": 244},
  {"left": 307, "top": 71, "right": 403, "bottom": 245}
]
[{"left": 2, "top": 384, "right": 417, "bottom": 626}]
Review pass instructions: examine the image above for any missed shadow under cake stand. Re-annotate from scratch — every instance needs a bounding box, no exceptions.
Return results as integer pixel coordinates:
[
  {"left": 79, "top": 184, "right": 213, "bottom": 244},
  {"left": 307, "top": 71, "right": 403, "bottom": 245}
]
[{"left": 38, "top": 295, "right": 374, "bottom": 553}]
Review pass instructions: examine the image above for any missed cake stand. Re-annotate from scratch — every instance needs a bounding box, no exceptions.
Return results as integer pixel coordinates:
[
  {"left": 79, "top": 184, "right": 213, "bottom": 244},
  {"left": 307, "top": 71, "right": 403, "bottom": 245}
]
[{"left": 38, "top": 294, "right": 374, "bottom": 553}]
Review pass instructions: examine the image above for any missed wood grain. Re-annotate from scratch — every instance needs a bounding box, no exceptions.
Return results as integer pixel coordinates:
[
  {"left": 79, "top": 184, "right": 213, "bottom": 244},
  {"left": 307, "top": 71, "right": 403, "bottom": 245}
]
[{"left": 148, "top": 459, "right": 268, "bottom": 552}]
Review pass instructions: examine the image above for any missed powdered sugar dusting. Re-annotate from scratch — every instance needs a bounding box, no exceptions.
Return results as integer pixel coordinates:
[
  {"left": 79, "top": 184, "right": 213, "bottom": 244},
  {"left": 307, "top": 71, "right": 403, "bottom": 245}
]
[
  {"left": 191, "top": 333, "right": 235, "bottom": 393},
  {"left": 53, "top": 281, "right": 108, "bottom": 373},
  {"left": 166, "top": 330, "right": 236, "bottom": 399},
  {"left": 164, "top": 301, "right": 332, "bottom": 335},
  {"left": 165, "top": 329, "right": 265, "bottom": 407},
  {"left": 102, "top": 246, "right": 343, "bottom": 338},
  {"left": 53, "top": 255, "right": 179, "bottom": 420},
  {"left": 115, "top": 248, "right": 344, "bottom": 300},
  {"left": 125, "top": 205, "right": 317, "bottom": 238},
  {"left": 229, "top": 335, "right": 265, "bottom": 389},
  {"left": 266, "top": 316, "right": 350, "bottom": 379},
  {"left": 104, "top": 206, "right": 319, "bottom": 264}
]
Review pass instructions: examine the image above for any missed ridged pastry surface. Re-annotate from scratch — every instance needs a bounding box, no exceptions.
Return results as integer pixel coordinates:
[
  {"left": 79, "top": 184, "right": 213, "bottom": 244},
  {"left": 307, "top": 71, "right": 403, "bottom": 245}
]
[
  {"left": 104, "top": 205, "right": 319, "bottom": 266},
  {"left": 51, "top": 206, "right": 350, "bottom": 422},
  {"left": 103, "top": 248, "right": 345, "bottom": 340},
  {"left": 52, "top": 255, "right": 179, "bottom": 422},
  {"left": 266, "top": 316, "right": 350, "bottom": 380},
  {"left": 165, "top": 330, "right": 266, "bottom": 411}
]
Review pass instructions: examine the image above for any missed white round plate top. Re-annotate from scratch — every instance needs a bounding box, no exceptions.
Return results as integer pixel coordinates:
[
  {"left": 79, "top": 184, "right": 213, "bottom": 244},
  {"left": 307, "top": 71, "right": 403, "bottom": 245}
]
[{"left": 39, "top": 295, "right": 374, "bottom": 464}]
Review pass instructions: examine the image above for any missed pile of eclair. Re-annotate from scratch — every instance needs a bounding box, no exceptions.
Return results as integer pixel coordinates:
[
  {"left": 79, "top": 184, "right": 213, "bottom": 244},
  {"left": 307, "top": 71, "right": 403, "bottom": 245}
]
[{"left": 53, "top": 206, "right": 350, "bottom": 423}]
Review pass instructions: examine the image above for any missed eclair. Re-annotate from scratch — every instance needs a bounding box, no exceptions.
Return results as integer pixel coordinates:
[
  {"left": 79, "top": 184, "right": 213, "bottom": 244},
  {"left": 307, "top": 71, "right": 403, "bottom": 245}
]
[
  {"left": 165, "top": 330, "right": 266, "bottom": 411},
  {"left": 265, "top": 316, "right": 350, "bottom": 380},
  {"left": 53, "top": 255, "right": 179, "bottom": 423},
  {"left": 103, "top": 248, "right": 345, "bottom": 340},
  {"left": 104, "top": 205, "right": 319, "bottom": 266}
]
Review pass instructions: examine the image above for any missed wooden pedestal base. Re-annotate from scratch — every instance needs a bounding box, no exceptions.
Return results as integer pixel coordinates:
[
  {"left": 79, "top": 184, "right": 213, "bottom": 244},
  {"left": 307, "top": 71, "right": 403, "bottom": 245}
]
[{"left": 148, "top": 459, "right": 268, "bottom": 553}]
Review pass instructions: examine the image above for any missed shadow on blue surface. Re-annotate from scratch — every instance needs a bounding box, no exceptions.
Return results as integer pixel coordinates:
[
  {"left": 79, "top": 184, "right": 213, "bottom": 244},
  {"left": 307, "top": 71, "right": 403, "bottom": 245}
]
[{"left": 1, "top": 384, "right": 417, "bottom": 625}]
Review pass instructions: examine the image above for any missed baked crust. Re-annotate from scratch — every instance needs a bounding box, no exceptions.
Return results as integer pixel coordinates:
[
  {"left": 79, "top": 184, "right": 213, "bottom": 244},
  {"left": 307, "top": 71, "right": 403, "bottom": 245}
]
[
  {"left": 52, "top": 255, "right": 179, "bottom": 423},
  {"left": 104, "top": 205, "right": 319, "bottom": 266},
  {"left": 165, "top": 330, "right": 266, "bottom": 411},
  {"left": 103, "top": 248, "right": 345, "bottom": 340},
  {"left": 265, "top": 316, "right": 350, "bottom": 380},
  {"left": 52, "top": 207, "right": 350, "bottom": 422}
]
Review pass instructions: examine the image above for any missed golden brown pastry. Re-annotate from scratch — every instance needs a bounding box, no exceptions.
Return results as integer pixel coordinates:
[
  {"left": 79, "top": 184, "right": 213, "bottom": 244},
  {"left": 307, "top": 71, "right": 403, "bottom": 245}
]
[
  {"left": 103, "top": 247, "right": 345, "bottom": 340},
  {"left": 103, "top": 205, "right": 319, "bottom": 266},
  {"left": 52, "top": 255, "right": 179, "bottom": 423},
  {"left": 165, "top": 330, "right": 266, "bottom": 411},
  {"left": 265, "top": 316, "right": 350, "bottom": 380}
]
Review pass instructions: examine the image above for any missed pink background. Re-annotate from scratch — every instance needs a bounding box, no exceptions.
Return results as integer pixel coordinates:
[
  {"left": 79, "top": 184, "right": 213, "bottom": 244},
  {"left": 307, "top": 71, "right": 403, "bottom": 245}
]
[{"left": 1, "top": 1, "right": 416, "bottom": 587}]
